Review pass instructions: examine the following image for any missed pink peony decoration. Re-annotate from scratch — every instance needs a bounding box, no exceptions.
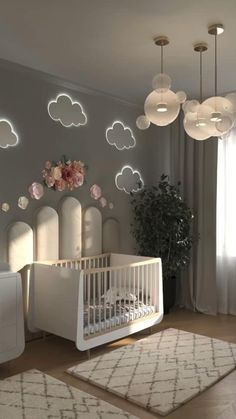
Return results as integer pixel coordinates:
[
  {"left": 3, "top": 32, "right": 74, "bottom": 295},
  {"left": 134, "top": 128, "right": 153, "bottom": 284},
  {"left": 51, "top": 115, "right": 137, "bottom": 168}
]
[
  {"left": 90, "top": 184, "right": 102, "bottom": 200},
  {"left": 28, "top": 182, "right": 44, "bottom": 200},
  {"left": 43, "top": 157, "right": 86, "bottom": 192},
  {"left": 45, "top": 160, "right": 52, "bottom": 170},
  {"left": 1, "top": 203, "right": 10, "bottom": 212},
  {"left": 45, "top": 176, "right": 55, "bottom": 188},
  {"left": 55, "top": 178, "right": 66, "bottom": 191},
  {"left": 99, "top": 197, "right": 107, "bottom": 208},
  {"left": 52, "top": 166, "right": 62, "bottom": 180}
]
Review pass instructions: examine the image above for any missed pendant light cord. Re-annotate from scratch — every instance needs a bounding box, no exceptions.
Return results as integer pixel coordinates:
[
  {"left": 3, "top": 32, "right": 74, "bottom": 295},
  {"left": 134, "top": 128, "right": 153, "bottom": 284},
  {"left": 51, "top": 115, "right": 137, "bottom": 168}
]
[
  {"left": 200, "top": 50, "right": 203, "bottom": 103},
  {"left": 215, "top": 33, "right": 218, "bottom": 96},
  {"left": 161, "top": 45, "right": 164, "bottom": 73}
]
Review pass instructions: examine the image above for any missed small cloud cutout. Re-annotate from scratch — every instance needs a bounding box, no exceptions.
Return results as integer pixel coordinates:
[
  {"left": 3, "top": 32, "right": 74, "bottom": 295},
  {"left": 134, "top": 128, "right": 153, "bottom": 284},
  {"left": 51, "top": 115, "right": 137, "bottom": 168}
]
[
  {"left": 48, "top": 93, "right": 87, "bottom": 127},
  {"left": 106, "top": 121, "right": 136, "bottom": 150},
  {"left": 0, "top": 120, "right": 19, "bottom": 149},
  {"left": 115, "top": 165, "right": 144, "bottom": 194}
]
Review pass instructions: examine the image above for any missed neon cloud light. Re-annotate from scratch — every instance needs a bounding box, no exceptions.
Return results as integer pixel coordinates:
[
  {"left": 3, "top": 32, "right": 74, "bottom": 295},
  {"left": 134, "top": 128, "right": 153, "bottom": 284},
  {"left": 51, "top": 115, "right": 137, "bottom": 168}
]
[
  {"left": 106, "top": 121, "right": 136, "bottom": 150},
  {"left": 48, "top": 93, "right": 87, "bottom": 127},
  {"left": 115, "top": 165, "right": 144, "bottom": 194},
  {"left": 0, "top": 119, "right": 19, "bottom": 149}
]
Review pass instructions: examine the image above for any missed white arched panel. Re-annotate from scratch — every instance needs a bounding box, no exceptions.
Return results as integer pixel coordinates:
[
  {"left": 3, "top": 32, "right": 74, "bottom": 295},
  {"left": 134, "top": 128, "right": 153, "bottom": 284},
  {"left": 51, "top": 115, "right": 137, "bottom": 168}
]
[
  {"left": 59, "top": 197, "right": 82, "bottom": 259},
  {"left": 7, "top": 222, "right": 33, "bottom": 272},
  {"left": 83, "top": 207, "right": 102, "bottom": 256},
  {"left": 103, "top": 218, "right": 120, "bottom": 253},
  {"left": 35, "top": 206, "right": 59, "bottom": 261}
]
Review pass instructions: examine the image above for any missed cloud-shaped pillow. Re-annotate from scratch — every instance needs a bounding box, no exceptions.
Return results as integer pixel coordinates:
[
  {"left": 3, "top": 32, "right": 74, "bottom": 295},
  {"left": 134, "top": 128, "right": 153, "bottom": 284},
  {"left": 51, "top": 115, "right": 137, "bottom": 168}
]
[
  {"left": 0, "top": 120, "right": 19, "bottom": 149},
  {"left": 48, "top": 94, "right": 87, "bottom": 127},
  {"left": 106, "top": 121, "right": 136, "bottom": 150},
  {"left": 115, "top": 165, "right": 144, "bottom": 194}
]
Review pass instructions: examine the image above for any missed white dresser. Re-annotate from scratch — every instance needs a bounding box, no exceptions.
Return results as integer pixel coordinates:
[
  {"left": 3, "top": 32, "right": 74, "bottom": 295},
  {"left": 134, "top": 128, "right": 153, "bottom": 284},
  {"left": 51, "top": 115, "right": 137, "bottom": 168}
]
[{"left": 0, "top": 266, "right": 25, "bottom": 364}]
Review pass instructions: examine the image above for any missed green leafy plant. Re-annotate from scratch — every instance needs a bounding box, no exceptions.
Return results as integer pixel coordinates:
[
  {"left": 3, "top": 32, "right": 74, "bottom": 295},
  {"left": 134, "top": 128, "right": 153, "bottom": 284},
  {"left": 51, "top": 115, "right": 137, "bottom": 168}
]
[{"left": 130, "top": 174, "right": 194, "bottom": 280}]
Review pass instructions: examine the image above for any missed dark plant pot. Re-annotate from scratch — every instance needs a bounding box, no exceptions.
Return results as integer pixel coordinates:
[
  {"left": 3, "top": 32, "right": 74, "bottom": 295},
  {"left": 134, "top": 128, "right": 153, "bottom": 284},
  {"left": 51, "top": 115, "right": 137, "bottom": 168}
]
[{"left": 163, "top": 276, "right": 176, "bottom": 314}]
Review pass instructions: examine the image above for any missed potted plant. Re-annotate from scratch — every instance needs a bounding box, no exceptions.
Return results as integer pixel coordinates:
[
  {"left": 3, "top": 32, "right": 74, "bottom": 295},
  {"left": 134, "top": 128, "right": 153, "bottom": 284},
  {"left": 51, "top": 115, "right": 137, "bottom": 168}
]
[{"left": 130, "top": 174, "right": 194, "bottom": 313}]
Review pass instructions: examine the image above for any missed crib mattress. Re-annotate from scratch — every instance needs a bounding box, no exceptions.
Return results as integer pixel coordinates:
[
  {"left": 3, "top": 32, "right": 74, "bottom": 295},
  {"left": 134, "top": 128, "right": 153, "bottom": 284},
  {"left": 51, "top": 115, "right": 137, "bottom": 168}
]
[{"left": 83, "top": 302, "right": 156, "bottom": 336}]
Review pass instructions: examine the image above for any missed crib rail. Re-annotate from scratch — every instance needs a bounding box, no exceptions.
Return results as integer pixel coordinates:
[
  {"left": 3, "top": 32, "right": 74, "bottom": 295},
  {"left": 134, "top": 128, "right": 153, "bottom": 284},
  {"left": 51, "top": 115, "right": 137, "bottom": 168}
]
[
  {"left": 80, "top": 258, "right": 161, "bottom": 339},
  {"left": 35, "top": 253, "right": 111, "bottom": 270},
  {"left": 27, "top": 254, "right": 163, "bottom": 351}
]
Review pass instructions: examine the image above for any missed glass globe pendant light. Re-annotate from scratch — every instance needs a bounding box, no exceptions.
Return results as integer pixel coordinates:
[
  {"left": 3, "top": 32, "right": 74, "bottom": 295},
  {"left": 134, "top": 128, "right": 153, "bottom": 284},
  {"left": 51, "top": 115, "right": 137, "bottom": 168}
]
[
  {"left": 201, "top": 23, "right": 236, "bottom": 138},
  {"left": 183, "top": 42, "right": 213, "bottom": 140},
  {"left": 136, "top": 36, "right": 187, "bottom": 129}
]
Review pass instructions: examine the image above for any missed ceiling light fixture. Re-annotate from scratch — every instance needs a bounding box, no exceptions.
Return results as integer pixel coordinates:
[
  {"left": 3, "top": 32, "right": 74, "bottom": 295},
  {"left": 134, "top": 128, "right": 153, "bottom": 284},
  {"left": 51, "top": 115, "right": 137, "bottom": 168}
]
[
  {"left": 183, "top": 42, "right": 212, "bottom": 140},
  {"left": 136, "top": 36, "right": 187, "bottom": 130},
  {"left": 184, "top": 23, "right": 236, "bottom": 140}
]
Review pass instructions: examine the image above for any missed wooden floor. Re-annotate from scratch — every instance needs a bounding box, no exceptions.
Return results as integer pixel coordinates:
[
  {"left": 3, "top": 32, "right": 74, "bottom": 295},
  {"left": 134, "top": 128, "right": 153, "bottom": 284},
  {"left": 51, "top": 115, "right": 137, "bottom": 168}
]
[{"left": 1, "top": 310, "right": 236, "bottom": 419}]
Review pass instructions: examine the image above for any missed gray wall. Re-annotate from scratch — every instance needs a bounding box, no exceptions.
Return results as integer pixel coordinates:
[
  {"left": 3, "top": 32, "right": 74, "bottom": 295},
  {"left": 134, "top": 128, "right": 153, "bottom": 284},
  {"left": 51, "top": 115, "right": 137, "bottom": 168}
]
[{"left": 0, "top": 60, "right": 170, "bottom": 261}]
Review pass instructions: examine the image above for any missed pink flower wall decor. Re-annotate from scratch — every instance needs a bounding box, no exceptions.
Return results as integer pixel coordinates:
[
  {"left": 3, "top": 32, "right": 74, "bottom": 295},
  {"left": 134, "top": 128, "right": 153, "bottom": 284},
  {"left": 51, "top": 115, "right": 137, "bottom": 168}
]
[
  {"left": 28, "top": 182, "right": 44, "bottom": 200},
  {"left": 99, "top": 197, "right": 107, "bottom": 208},
  {"left": 42, "top": 156, "right": 86, "bottom": 192},
  {"left": 1, "top": 202, "right": 10, "bottom": 212},
  {"left": 90, "top": 184, "right": 102, "bottom": 200}
]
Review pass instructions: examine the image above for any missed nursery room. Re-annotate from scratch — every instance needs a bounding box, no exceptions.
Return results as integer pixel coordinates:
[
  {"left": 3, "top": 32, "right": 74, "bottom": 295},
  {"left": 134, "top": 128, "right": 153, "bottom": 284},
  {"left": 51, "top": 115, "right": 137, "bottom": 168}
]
[{"left": 0, "top": 0, "right": 236, "bottom": 418}]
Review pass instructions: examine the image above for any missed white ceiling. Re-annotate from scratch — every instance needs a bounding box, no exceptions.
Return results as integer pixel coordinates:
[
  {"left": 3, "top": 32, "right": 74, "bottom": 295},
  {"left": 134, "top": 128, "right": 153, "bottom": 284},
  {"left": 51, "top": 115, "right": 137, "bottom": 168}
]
[{"left": 0, "top": 0, "right": 236, "bottom": 104}]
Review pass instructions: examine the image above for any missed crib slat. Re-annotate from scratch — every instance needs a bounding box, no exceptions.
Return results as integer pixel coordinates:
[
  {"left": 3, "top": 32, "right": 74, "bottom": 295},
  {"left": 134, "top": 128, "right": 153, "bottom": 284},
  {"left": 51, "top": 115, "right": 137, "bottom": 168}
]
[
  {"left": 109, "top": 271, "right": 112, "bottom": 331},
  {"left": 141, "top": 265, "right": 144, "bottom": 306},
  {"left": 125, "top": 268, "right": 131, "bottom": 324},
  {"left": 99, "top": 272, "right": 102, "bottom": 333},
  {"left": 146, "top": 264, "right": 148, "bottom": 306},
  {"left": 114, "top": 270, "right": 117, "bottom": 328},
  {"left": 150, "top": 265, "right": 154, "bottom": 306},
  {"left": 119, "top": 269, "right": 121, "bottom": 325},
  {"left": 104, "top": 270, "right": 107, "bottom": 330},
  {"left": 137, "top": 265, "right": 140, "bottom": 312},
  {"left": 93, "top": 273, "right": 96, "bottom": 333},
  {"left": 88, "top": 272, "right": 90, "bottom": 337},
  {"left": 133, "top": 267, "right": 136, "bottom": 319}
]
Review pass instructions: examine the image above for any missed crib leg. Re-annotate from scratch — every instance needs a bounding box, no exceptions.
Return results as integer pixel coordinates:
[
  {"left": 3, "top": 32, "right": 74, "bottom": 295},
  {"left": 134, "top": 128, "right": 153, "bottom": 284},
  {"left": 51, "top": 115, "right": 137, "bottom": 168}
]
[{"left": 87, "top": 350, "right": 91, "bottom": 360}]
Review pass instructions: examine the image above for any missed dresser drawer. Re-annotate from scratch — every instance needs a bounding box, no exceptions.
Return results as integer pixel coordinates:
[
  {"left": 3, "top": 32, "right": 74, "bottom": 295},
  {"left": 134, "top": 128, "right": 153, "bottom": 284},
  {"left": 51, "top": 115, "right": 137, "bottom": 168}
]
[{"left": 0, "top": 325, "right": 16, "bottom": 353}]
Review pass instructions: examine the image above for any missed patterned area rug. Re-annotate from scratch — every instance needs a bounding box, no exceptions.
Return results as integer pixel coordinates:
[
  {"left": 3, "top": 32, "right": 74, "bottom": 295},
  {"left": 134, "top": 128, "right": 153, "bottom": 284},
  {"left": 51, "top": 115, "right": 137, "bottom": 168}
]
[
  {"left": 0, "top": 369, "right": 137, "bottom": 418},
  {"left": 67, "top": 328, "right": 236, "bottom": 416}
]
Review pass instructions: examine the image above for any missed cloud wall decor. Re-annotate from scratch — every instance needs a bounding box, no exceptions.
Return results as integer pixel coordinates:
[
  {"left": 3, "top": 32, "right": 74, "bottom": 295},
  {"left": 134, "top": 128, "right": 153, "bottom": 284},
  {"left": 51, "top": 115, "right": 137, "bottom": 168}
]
[
  {"left": 106, "top": 121, "right": 136, "bottom": 150},
  {"left": 48, "top": 93, "right": 87, "bottom": 127},
  {"left": 115, "top": 165, "right": 144, "bottom": 194},
  {"left": 0, "top": 119, "right": 19, "bottom": 149}
]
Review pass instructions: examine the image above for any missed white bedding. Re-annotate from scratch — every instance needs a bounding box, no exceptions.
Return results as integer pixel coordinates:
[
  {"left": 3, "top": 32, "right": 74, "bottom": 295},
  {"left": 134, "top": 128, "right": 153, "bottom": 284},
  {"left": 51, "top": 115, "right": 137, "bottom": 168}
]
[{"left": 84, "top": 303, "right": 155, "bottom": 336}]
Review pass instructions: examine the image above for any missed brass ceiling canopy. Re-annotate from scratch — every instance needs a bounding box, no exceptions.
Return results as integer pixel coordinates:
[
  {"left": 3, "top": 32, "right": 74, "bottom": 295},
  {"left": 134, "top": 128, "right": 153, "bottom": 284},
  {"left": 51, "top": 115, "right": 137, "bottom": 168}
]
[
  {"left": 208, "top": 23, "right": 224, "bottom": 36},
  {"left": 194, "top": 42, "right": 208, "bottom": 52},
  {"left": 154, "top": 36, "right": 169, "bottom": 47}
]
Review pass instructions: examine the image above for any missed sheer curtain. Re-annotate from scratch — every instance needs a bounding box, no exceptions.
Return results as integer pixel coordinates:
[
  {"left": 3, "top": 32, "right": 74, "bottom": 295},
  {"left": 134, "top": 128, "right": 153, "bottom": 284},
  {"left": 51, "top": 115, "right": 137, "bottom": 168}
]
[{"left": 217, "top": 127, "right": 236, "bottom": 315}]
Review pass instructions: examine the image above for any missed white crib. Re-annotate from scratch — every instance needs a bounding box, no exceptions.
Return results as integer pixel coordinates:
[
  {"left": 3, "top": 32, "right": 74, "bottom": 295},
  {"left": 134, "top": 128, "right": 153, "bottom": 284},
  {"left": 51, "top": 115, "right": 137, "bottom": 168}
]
[
  {"left": 5, "top": 198, "right": 163, "bottom": 351},
  {"left": 26, "top": 253, "right": 163, "bottom": 351}
]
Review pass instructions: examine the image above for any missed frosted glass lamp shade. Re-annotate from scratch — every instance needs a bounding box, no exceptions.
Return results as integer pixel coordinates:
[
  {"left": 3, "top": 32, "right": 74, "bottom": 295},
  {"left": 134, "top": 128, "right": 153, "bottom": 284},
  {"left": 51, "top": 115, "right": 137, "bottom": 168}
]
[
  {"left": 202, "top": 96, "right": 234, "bottom": 136},
  {"left": 152, "top": 73, "right": 171, "bottom": 92},
  {"left": 176, "top": 91, "right": 187, "bottom": 104},
  {"left": 184, "top": 111, "right": 211, "bottom": 141},
  {"left": 136, "top": 115, "right": 150, "bottom": 130},
  {"left": 225, "top": 93, "right": 236, "bottom": 117},
  {"left": 183, "top": 100, "right": 200, "bottom": 114},
  {"left": 144, "top": 89, "right": 180, "bottom": 126},
  {"left": 216, "top": 115, "right": 234, "bottom": 134}
]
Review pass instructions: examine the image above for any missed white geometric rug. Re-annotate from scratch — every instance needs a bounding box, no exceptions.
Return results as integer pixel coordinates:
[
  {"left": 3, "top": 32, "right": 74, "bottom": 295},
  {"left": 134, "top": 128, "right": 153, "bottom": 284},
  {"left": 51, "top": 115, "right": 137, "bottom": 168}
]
[
  {"left": 0, "top": 369, "right": 137, "bottom": 418},
  {"left": 67, "top": 328, "right": 236, "bottom": 416}
]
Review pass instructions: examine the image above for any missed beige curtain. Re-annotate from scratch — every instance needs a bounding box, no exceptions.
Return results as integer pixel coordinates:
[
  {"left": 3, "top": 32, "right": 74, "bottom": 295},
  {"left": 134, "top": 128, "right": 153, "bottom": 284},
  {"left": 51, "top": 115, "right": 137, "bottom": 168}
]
[{"left": 170, "top": 114, "right": 218, "bottom": 315}]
